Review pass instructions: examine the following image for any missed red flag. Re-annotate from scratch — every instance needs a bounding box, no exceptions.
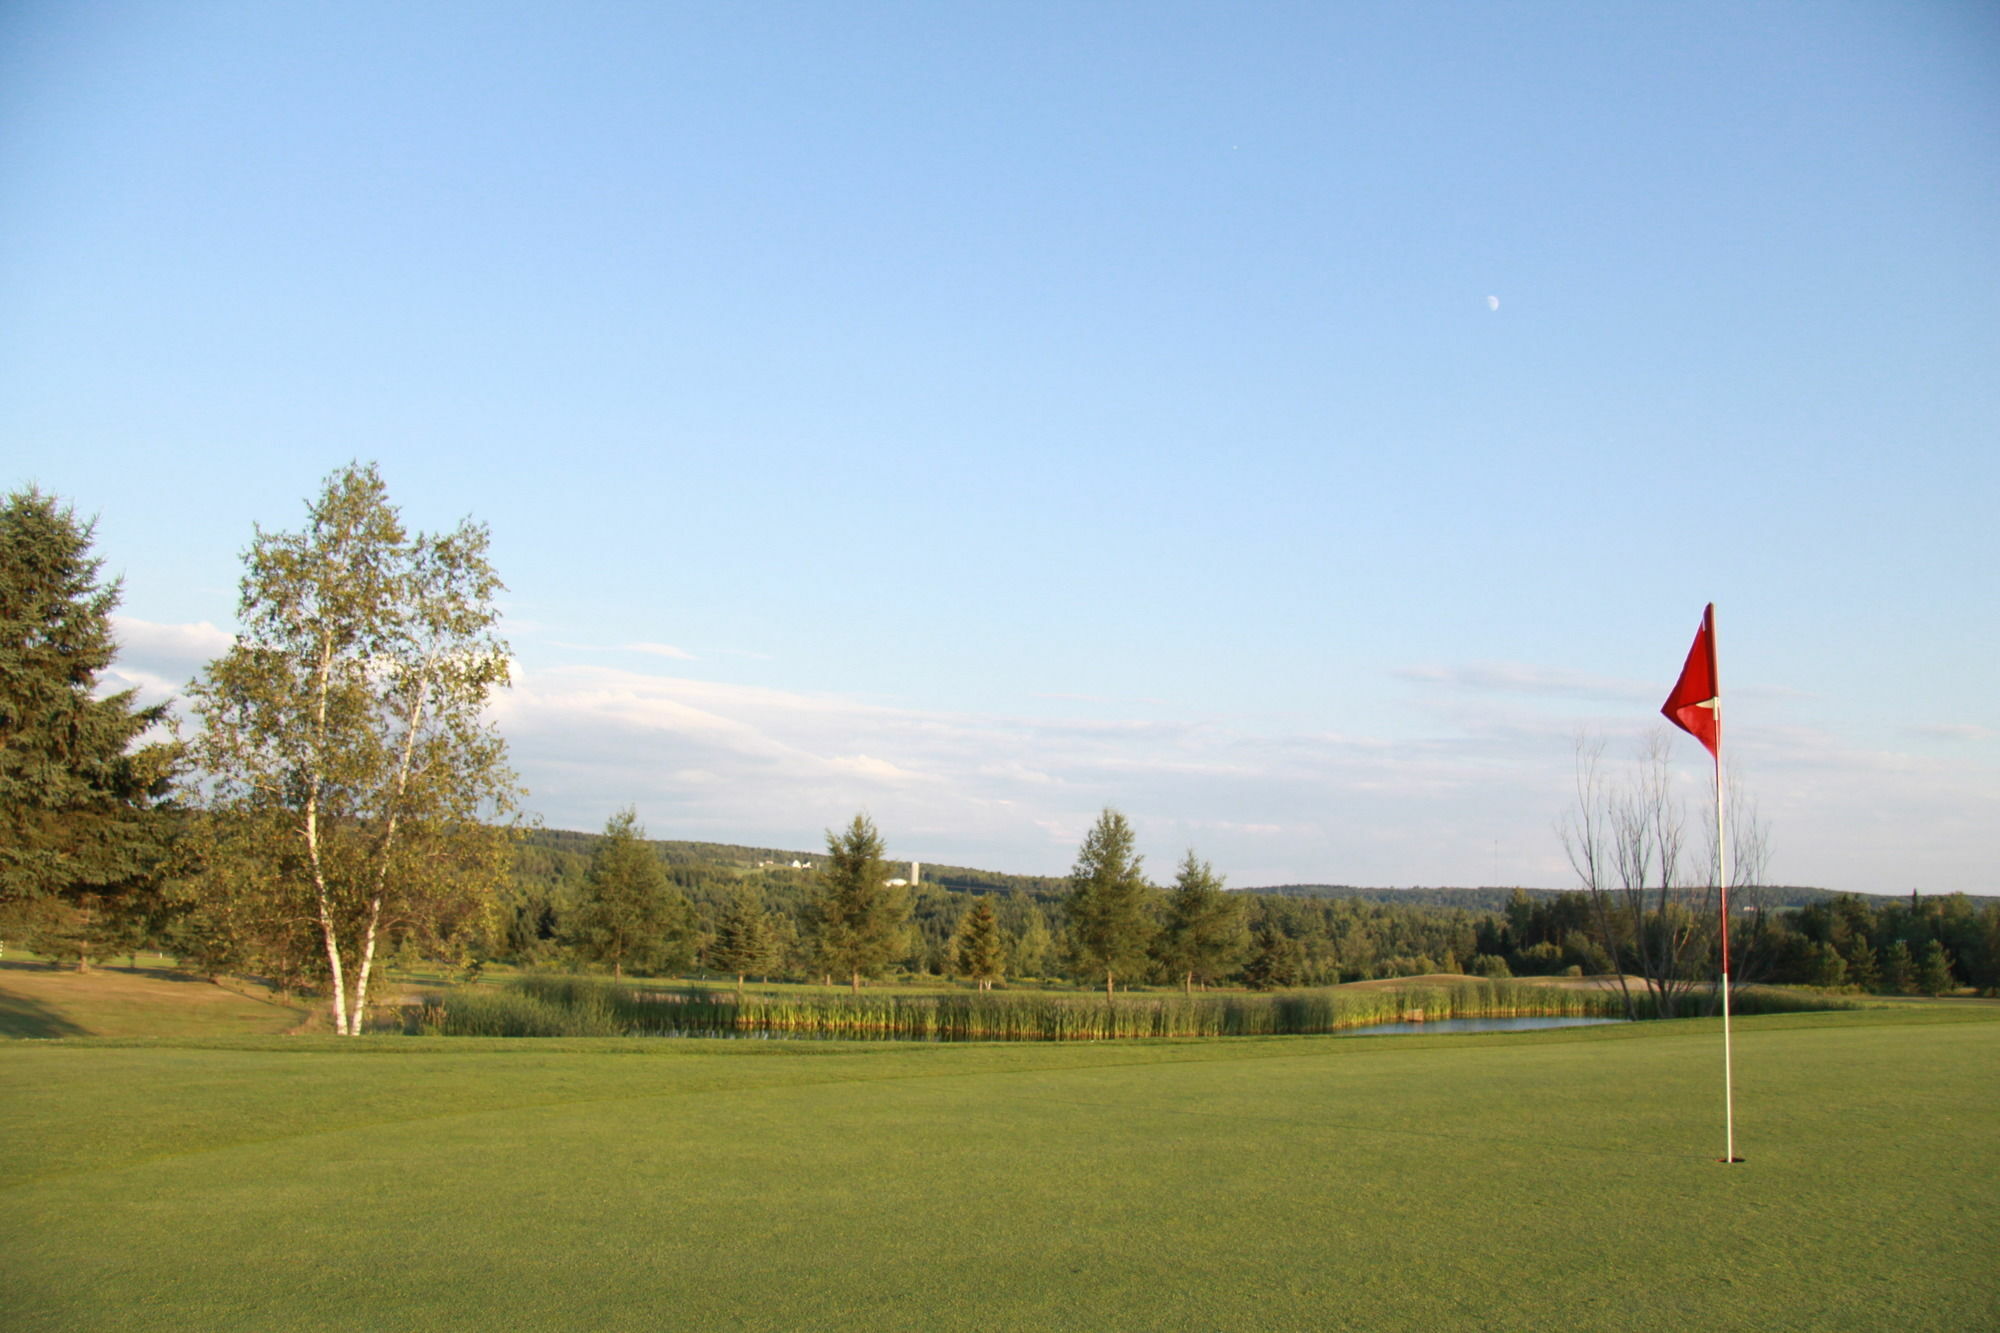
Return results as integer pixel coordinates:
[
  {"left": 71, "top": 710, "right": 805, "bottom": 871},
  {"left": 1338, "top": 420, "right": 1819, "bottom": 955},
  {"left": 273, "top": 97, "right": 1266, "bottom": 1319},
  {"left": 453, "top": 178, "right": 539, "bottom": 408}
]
[{"left": 1662, "top": 604, "right": 1720, "bottom": 758}]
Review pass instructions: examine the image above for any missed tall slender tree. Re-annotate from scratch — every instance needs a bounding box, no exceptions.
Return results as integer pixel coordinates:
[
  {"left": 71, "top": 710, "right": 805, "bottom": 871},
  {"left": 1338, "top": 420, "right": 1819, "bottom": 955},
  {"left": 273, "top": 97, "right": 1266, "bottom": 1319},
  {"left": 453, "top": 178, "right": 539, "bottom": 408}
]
[
  {"left": 803, "top": 814, "right": 908, "bottom": 992},
  {"left": 952, "top": 898, "right": 1005, "bottom": 991},
  {"left": 1065, "top": 808, "right": 1156, "bottom": 996},
  {"left": 1154, "top": 850, "right": 1250, "bottom": 994},
  {"left": 187, "top": 463, "right": 517, "bottom": 1033},
  {"left": 0, "top": 488, "right": 181, "bottom": 965}
]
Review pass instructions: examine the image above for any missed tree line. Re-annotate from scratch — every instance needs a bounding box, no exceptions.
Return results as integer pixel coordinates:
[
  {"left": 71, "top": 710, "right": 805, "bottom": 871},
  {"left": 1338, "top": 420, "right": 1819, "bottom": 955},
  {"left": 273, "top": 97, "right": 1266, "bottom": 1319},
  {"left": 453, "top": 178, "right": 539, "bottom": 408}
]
[{"left": 4, "top": 469, "right": 1994, "bottom": 1036}]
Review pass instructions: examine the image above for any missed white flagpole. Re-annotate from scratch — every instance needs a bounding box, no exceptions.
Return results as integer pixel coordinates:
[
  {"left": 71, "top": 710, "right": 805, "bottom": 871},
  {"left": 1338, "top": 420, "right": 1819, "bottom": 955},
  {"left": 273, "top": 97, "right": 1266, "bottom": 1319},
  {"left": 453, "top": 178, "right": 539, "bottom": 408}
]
[{"left": 1714, "top": 611, "right": 1738, "bottom": 1164}]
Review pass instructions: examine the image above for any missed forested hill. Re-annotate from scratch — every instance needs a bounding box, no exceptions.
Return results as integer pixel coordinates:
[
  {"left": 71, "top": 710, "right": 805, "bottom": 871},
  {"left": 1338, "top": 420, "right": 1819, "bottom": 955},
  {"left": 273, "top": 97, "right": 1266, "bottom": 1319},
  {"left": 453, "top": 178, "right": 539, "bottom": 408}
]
[
  {"left": 1253, "top": 884, "right": 1851, "bottom": 910},
  {"left": 523, "top": 830, "right": 1889, "bottom": 911}
]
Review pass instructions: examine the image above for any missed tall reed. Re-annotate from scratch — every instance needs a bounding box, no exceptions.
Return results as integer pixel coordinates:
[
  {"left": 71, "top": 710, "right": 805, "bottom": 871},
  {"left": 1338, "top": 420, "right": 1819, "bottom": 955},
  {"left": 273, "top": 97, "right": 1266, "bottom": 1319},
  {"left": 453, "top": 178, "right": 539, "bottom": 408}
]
[{"left": 409, "top": 976, "right": 1856, "bottom": 1040}]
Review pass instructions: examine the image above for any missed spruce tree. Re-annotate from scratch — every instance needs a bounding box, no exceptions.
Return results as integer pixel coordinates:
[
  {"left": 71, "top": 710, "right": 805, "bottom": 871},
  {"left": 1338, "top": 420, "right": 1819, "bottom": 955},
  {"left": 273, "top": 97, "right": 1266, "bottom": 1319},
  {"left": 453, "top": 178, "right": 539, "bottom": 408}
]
[
  {"left": 708, "top": 891, "right": 777, "bottom": 991},
  {"left": 1065, "top": 808, "right": 1156, "bottom": 995},
  {"left": 1154, "top": 849, "right": 1250, "bottom": 995},
  {"left": 567, "top": 809, "right": 692, "bottom": 980},
  {"left": 1881, "top": 939, "right": 1916, "bottom": 995},
  {"left": 803, "top": 814, "right": 909, "bottom": 992},
  {"left": 952, "top": 898, "right": 1005, "bottom": 991},
  {"left": 0, "top": 488, "right": 180, "bottom": 964},
  {"left": 1915, "top": 939, "right": 1955, "bottom": 997},
  {"left": 1842, "top": 937, "right": 1881, "bottom": 992},
  {"left": 1243, "top": 922, "right": 1305, "bottom": 990}
]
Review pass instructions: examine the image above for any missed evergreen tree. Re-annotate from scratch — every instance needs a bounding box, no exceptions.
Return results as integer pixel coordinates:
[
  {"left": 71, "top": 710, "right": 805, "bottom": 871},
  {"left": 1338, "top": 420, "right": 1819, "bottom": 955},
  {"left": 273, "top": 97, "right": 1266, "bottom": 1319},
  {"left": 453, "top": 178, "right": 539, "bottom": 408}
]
[
  {"left": 708, "top": 891, "right": 777, "bottom": 991},
  {"left": 567, "top": 809, "right": 693, "bottom": 979},
  {"left": 1915, "top": 939, "right": 1955, "bottom": 997},
  {"left": 952, "top": 898, "right": 1005, "bottom": 991},
  {"left": 1881, "top": 939, "right": 1917, "bottom": 995},
  {"left": 0, "top": 489, "right": 181, "bottom": 964},
  {"left": 1065, "top": 808, "right": 1156, "bottom": 996},
  {"left": 1243, "top": 922, "right": 1305, "bottom": 990},
  {"left": 1842, "top": 937, "right": 1881, "bottom": 992},
  {"left": 1154, "top": 850, "right": 1250, "bottom": 994},
  {"left": 803, "top": 814, "right": 909, "bottom": 992}
]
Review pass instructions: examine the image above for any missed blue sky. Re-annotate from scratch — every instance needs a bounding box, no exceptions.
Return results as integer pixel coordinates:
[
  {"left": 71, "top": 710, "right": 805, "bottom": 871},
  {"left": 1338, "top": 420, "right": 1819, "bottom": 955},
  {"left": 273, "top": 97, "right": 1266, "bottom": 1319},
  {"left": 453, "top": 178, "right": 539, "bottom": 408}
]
[{"left": 5, "top": 2, "right": 1995, "bottom": 892}]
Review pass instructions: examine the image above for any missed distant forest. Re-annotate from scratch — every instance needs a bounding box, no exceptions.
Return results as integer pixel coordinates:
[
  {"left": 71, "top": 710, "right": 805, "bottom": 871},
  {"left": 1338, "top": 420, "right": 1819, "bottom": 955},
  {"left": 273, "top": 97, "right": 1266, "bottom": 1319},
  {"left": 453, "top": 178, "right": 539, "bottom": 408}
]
[{"left": 502, "top": 828, "right": 1999, "bottom": 994}]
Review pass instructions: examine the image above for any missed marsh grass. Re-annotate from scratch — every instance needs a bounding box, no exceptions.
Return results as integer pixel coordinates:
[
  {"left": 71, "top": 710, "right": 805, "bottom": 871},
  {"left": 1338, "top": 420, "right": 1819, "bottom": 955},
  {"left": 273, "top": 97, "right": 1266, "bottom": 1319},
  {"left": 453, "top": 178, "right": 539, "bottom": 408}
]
[{"left": 410, "top": 975, "right": 1856, "bottom": 1040}]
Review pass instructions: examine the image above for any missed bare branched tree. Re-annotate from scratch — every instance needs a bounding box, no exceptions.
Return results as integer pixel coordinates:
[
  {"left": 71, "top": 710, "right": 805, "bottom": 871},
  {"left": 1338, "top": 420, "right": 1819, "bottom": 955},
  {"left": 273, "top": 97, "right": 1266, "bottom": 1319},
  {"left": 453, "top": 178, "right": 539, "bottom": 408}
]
[{"left": 1561, "top": 730, "right": 1728, "bottom": 1019}]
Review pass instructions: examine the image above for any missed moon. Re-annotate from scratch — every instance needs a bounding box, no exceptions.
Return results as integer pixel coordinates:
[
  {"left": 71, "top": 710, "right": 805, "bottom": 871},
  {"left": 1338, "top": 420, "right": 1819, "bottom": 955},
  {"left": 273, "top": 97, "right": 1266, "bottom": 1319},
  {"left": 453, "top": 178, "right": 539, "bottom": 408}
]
[{"left": 1487, "top": 294, "right": 1500, "bottom": 312}]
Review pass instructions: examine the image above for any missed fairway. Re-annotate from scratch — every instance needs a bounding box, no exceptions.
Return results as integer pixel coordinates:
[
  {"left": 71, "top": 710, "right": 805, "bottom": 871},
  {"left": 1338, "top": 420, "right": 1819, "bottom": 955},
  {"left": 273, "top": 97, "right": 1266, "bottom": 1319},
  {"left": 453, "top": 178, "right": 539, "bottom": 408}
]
[{"left": 3, "top": 1006, "right": 1995, "bottom": 1332}]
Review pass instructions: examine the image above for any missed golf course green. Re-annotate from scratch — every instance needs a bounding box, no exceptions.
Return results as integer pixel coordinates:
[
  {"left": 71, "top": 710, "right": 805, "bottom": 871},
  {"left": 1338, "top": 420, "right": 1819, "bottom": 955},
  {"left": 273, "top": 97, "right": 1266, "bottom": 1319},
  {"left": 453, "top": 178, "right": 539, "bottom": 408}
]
[{"left": 3, "top": 1004, "right": 1994, "bottom": 1331}]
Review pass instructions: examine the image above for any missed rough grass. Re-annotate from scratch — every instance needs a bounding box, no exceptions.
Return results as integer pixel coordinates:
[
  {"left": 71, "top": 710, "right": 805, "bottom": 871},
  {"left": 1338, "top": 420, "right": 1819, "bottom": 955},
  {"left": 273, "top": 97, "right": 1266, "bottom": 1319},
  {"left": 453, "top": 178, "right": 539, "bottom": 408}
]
[
  {"left": 2, "top": 1003, "right": 1994, "bottom": 1331},
  {"left": 0, "top": 959, "right": 309, "bottom": 1038}
]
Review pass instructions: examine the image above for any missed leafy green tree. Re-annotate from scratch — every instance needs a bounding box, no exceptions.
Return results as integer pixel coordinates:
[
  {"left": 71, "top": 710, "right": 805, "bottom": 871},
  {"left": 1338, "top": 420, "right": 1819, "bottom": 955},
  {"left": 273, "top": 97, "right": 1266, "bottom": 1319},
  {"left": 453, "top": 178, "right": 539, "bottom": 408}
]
[
  {"left": 567, "top": 809, "right": 693, "bottom": 979},
  {"left": 1154, "top": 850, "right": 1249, "bottom": 994},
  {"left": 1008, "top": 903, "right": 1055, "bottom": 979},
  {"left": 708, "top": 890, "right": 778, "bottom": 991},
  {"left": 952, "top": 898, "right": 1005, "bottom": 991},
  {"left": 187, "top": 463, "right": 517, "bottom": 1033},
  {"left": 0, "top": 488, "right": 181, "bottom": 965},
  {"left": 803, "top": 814, "right": 909, "bottom": 992},
  {"left": 1915, "top": 939, "right": 1955, "bottom": 997},
  {"left": 1808, "top": 940, "right": 1849, "bottom": 990}
]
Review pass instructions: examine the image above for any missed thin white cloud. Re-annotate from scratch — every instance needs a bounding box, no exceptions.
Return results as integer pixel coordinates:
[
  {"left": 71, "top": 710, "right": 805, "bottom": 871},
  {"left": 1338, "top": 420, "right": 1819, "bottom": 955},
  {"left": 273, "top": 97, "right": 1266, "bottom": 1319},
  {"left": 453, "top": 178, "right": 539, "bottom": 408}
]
[
  {"left": 111, "top": 615, "right": 234, "bottom": 665},
  {"left": 504, "top": 658, "right": 2000, "bottom": 889},
  {"left": 98, "top": 624, "right": 1995, "bottom": 894},
  {"left": 1912, "top": 723, "right": 1994, "bottom": 742}
]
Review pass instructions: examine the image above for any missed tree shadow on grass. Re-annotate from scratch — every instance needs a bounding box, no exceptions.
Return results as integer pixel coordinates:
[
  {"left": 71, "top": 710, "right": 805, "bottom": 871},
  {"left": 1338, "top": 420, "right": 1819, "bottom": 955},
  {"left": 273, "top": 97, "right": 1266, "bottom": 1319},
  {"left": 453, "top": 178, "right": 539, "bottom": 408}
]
[{"left": 0, "top": 990, "right": 89, "bottom": 1038}]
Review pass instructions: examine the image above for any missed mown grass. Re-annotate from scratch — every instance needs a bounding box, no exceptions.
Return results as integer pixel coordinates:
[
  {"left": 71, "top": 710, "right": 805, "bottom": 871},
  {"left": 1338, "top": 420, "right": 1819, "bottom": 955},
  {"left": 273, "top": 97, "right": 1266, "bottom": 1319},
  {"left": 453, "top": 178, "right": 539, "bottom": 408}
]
[
  {"left": 411, "top": 974, "right": 1855, "bottom": 1040},
  {"left": 0, "top": 1003, "right": 1994, "bottom": 1331}
]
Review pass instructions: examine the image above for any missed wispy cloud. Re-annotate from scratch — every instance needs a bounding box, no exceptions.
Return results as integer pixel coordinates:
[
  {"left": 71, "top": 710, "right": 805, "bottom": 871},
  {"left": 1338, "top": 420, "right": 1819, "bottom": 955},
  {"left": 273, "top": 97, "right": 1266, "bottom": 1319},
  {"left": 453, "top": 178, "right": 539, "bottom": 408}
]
[
  {"left": 89, "top": 620, "right": 2000, "bottom": 893},
  {"left": 1912, "top": 723, "right": 1994, "bottom": 742}
]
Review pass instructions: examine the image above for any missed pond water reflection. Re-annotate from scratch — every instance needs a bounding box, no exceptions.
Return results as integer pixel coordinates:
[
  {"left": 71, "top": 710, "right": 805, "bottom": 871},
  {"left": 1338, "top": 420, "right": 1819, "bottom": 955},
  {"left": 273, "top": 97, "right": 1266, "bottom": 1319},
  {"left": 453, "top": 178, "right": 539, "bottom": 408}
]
[{"left": 1338, "top": 1015, "right": 1628, "bottom": 1037}]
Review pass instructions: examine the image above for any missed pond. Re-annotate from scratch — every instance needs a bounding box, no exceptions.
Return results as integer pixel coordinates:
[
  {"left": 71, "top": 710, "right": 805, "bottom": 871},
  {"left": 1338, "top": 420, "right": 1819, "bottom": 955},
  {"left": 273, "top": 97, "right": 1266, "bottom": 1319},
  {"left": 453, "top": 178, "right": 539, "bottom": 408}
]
[{"left": 1337, "top": 1015, "right": 1628, "bottom": 1037}]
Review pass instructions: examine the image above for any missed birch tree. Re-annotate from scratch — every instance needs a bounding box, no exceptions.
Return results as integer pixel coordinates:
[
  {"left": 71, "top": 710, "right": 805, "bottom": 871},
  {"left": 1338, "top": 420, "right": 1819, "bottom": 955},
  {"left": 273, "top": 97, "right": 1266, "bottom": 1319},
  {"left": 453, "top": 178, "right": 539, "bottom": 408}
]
[{"left": 187, "top": 463, "right": 516, "bottom": 1034}]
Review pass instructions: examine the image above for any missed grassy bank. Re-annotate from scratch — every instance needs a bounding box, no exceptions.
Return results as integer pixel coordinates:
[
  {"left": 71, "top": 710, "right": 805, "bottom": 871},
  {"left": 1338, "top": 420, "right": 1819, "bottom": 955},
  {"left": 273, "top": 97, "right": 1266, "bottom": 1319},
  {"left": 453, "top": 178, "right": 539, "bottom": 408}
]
[{"left": 411, "top": 974, "right": 1855, "bottom": 1040}]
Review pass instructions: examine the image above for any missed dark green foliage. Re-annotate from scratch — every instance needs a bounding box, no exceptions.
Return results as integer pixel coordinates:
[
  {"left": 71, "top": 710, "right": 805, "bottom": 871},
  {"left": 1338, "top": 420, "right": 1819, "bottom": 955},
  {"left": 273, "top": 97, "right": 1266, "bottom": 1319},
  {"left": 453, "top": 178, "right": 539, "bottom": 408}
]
[
  {"left": 803, "top": 814, "right": 909, "bottom": 991},
  {"left": 0, "top": 489, "right": 180, "bottom": 947},
  {"left": 707, "top": 891, "right": 778, "bottom": 987},
  {"left": 566, "top": 809, "right": 695, "bottom": 979},
  {"left": 1154, "top": 850, "right": 1249, "bottom": 993},
  {"left": 1880, "top": 939, "right": 1916, "bottom": 995},
  {"left": 1065, "top": 808, "right": 1157, "bottom": 994},
  {"left": 1915, "top": 940, "right": 1955, "bottom": 996},
  {"left": 1808, "top": 941, "right": 1849, "bottom": 990},
  {"left": 1242, "top": 922, "right": 1306, "bottom": 990},
  {"left": 952, "top": 898, "right": 1005, "bottom": 990}
]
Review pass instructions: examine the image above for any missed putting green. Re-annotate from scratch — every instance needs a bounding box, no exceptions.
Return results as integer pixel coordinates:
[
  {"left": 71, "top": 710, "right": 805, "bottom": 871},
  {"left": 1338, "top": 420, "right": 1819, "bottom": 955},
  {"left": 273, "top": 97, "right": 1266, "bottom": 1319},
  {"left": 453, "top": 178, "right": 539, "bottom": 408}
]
[{"left": 3, "top": 1006, "right": 1994, "bottom": 1331}]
